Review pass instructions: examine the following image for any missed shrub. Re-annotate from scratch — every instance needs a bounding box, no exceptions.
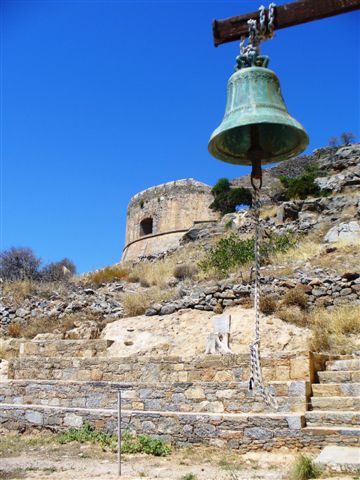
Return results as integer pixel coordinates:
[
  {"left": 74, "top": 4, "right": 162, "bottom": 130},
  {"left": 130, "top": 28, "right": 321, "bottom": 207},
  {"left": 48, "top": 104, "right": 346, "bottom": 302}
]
[
  {"left": 279, "top": 164, "right": 328, "bottom": 200},
  {"left": 122, "top": 431, "right": 171, "bottom": 456},
  {"left": 40, "top": 258, "right": 76, "bottom": 283},
  {"left": 173, "top": 264, "right": 197, "bottom": 280},
  {"left": 260, "top": 295, "right": 277, "bottom": 315},
  {"left": 87, "top": 265, "right": 129, "bottom": 285},
  {"left": 289, "top": 454, "right": 321, "bottom": 480},
  {"left": 180, "top": 475, "right": 197, "bottom": 480},
  {"left": 210, "top": 178, "right": 252, "bottom": 216},
  {"left": 328, "top": 136, "right": 338, "bottom": 147},
  {"left": 57, "top": 422, "right": 117, "bottom": 451},
  {"left": 199, "top": 233, "right": 296, "bottom": 276},
  {"left": 8, "top": 323, "right": 21, "bottom": 338},
  {"left": 0, "top": 247, "right": 41, "bottom": 281},
  {"left": 282, "top": 286, "right": 308, "bottom": 310}
]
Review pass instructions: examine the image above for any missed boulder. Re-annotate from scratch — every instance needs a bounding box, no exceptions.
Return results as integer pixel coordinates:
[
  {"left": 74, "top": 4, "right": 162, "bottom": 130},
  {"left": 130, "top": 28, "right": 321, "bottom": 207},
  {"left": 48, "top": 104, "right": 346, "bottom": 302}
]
[{"left": 324, "top": 221, "right": 360, "bottom": 244}]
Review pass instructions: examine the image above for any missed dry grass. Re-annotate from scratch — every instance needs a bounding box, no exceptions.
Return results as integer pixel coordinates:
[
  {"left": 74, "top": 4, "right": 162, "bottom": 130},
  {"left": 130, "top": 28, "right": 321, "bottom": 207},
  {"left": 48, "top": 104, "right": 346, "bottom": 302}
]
[
  {"left": 173, "top": 264, "right": 198, "bottom": 281},
  {"left": 127, "top": 259, "right": 177, "bottom": 288},
  {"left": 277, "top": 306, "right": 307, "bottom": 327},
  {"left": 260, "top": 204, "right": 278, "bottom": 220},
  {"left": 120, "top": 287, "right": 177, "bottom": 317},
  {"left": 271, "top": 239, "right": 322, "bottom": 265},
  {"left": 309, "top": 305, "right": 360, "bottom": 354},
  {"left": 86, "top": 265, "right": 129, "bottom": 285},
  {"left": 19, "top": 313, "right": 106, "bottom": 340},
  {"left": 1, "top": 280, "right": 70, "bottom": 306}
]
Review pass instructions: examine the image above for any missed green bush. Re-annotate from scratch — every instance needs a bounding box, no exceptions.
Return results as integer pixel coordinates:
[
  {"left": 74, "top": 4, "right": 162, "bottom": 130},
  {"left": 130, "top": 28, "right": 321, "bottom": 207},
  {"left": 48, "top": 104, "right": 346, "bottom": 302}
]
[
  {"left": 56, "top": 423, "right": 171, "bottom": 456},
  {"left": 121, "top": 430, "right": 171, "bottom": 456},
  {"left": 279, "top": 164, "right": 329, "bottom": 200},
  {"left": 289, "top": 454, "right": 321, "bottom": 480},
  {"left": 210, "top": 178, "right": 252, "bottom": 216},
  {"left": 199, "top": 233, "right": 296, "bottom": 276}
]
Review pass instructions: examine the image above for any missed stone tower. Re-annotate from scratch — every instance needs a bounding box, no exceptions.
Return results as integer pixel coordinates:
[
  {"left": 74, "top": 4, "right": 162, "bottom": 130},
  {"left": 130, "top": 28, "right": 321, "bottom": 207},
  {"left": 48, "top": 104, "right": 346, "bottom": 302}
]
[{"left": 122, "top": 178, "right": 218, "bottom": 261}]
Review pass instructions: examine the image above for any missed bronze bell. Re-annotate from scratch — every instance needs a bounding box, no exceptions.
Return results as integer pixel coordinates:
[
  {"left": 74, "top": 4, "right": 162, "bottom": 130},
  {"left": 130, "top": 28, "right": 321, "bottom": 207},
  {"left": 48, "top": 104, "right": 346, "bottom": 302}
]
[{"left": 208, "top": 65, "right": 309, "bottom": 166}]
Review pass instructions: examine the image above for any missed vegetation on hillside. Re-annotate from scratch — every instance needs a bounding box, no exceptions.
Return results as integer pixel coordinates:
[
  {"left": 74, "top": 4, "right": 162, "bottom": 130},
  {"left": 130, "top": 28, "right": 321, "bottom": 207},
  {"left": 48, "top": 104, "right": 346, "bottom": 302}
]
[
  {"left": 199, "top": 232, "right": 296, "bottom": 276},
  {"left": 56, "top": 422, "right": 171, "bottom": 456},
  {"left": 0, "top": 247, "right": 76, "bottom": 283},
  {"left": 210, "top": 178, "right": 252, "bottom": 216},
  {"left": 279, "top": 164, "right": 329, "bottom": 200}
]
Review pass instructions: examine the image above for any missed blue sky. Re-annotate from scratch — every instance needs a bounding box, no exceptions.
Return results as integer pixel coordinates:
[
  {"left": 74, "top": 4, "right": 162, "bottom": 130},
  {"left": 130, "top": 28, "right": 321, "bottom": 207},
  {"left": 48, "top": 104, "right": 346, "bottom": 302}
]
[{"left": 1, "top": 1, "right": 359, "bottom": 273}]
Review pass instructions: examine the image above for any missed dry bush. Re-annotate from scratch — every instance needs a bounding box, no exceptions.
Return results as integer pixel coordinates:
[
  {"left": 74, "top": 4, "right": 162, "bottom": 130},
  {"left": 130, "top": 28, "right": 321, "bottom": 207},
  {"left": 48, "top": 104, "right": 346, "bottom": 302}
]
[
  {"left": 173, "top": 264, "right": 197, "bottom": 281},
  {"left": 277, "top": 306, "right": 307, "bottom": 327},
  {"left": 7, "top": 323, "right": 21, "bottom": 338},
  {"left": 87, "top": 265, "right": 129, "bottom": 285},
  {"left": 309, "top": 305, "right": 360, "bottom": 354},
  {"left": 120, "top": 287, "right": 177, "bottom": 317},
  {"left": 282, "top": 285, "right": 308, "bottom": 310},
  {"left": 260, "top": 295, "right": 277, "bottom": 315}
]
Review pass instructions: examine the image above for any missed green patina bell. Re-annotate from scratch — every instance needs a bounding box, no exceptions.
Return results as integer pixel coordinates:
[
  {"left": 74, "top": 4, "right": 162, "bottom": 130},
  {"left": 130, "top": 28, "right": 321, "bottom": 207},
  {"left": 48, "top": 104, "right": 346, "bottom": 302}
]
[{"left": 208, "top": 64, "right": 309, "bottom": 166}]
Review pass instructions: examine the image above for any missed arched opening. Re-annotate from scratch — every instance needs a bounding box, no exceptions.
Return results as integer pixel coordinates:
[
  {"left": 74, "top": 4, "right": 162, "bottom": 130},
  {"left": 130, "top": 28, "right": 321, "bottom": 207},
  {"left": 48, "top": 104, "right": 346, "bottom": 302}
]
[{"left": 140, "top": 218, "right": 153, "bottom": 237}]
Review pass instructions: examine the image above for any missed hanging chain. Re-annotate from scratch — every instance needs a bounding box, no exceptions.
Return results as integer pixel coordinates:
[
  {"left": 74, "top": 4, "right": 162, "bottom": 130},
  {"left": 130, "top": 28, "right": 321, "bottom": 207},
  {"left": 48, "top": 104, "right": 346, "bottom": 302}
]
[
  {"left": 237, "top": 3, "right": 276, "bottom": 70},
  {"left": 248, "top": 176, "right": 278, "bottom": 411}
]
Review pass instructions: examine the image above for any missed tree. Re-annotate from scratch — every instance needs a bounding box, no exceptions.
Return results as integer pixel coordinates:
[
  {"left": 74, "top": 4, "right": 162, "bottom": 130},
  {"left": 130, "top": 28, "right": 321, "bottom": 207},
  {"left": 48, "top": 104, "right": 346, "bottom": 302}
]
[
  {"left": 40, "top": 258, "right": 76, "bottom": 282},
  {"left": 340, "top": 132, "right": 355, "bottom": 145},
  {"left": 328, "top": 136, "right": 338, "bottom": 147},
  {"left": 210, "top": 178, "right": 252, "bottom": 216},
  {"left": 0, "top": 247, "right": 41, "bottom": 281}
]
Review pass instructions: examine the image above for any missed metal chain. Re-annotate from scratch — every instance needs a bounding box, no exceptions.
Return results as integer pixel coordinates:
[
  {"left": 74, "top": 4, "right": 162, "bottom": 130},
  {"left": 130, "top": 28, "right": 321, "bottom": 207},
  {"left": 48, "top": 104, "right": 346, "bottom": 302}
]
[{"left": 248, "top": 182, "right": 278, "bottom": 410}]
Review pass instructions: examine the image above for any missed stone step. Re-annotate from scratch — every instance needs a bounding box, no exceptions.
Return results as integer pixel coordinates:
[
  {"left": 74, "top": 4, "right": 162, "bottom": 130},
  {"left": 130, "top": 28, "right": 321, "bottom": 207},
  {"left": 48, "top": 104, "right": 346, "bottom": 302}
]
[
  {"left": 318, "top": 370, "right": 360, "bottom": 384},
  {"left": 302, "top": 425, "right": 360, "bottom": 439},
  {"left": 326, "top": 359, "right": 360, "bottom": 372},
  {"left": 19, "top": 340, "right": 113, "bottom": 358},
  {"left": 311, "top": 396, "right": 360, "bottom": 411},
  {"left": 0, "top": 379, "right": 308, "bottom": 414},
  {"left": 315, "top": 446, "right": 360, "bottom": 474},
  {"left": 305, "top": 410, "right": 360, "bottom": 427},
  {"left": 312, "top": 383, "right": 360, "bottom": 397}
]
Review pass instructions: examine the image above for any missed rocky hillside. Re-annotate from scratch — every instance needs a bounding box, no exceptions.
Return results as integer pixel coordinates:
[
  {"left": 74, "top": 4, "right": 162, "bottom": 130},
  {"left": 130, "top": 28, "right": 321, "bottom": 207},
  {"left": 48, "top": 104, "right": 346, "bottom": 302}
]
[{"left": 0, "top": 143, "right": 359, "bottom": 355}]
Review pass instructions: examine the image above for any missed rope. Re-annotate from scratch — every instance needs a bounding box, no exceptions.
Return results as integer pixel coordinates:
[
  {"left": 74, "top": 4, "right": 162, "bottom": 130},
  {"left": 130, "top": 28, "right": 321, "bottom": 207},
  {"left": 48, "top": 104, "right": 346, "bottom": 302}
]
[{"left": 248, "top": 174, "right": 278, "bottom": 411}]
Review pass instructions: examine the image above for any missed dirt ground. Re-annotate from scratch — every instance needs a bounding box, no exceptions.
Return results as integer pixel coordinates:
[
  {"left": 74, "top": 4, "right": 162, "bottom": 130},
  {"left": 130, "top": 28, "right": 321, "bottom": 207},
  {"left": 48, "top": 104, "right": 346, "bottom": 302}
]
[{"left": 0, "top": 432, "right": 358, "bottom": 480}]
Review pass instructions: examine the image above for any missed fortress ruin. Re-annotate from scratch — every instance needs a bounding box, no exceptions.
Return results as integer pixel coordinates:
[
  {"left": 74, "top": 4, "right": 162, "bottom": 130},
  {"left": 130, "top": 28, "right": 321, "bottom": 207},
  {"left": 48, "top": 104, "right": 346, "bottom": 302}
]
[{"left": 122, "top": 178, "right": 218, "bottom": 261}]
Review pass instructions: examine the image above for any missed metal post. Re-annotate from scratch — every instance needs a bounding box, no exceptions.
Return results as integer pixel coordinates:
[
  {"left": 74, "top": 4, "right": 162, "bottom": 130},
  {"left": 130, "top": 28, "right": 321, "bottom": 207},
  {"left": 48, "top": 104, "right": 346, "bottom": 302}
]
[{"left": 117, "top": 390, "right": 122, "bottom": 476}]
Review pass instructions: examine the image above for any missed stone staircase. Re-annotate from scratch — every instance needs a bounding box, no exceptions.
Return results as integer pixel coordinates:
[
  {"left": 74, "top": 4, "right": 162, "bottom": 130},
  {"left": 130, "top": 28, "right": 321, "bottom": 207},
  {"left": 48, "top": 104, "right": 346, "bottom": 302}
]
[
  {"left": 304, "top": 358, "right": 360, "bottom": 443},
  {"left": 0, "top": 341, "right": 359, "bottom": 450}
]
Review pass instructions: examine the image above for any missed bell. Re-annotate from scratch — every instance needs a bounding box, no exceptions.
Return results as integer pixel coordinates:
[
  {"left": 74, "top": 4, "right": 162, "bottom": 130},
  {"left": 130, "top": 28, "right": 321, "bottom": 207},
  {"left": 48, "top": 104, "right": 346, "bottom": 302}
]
[{"left": 208, "top": 66, "right": 309, "bottom": 165}]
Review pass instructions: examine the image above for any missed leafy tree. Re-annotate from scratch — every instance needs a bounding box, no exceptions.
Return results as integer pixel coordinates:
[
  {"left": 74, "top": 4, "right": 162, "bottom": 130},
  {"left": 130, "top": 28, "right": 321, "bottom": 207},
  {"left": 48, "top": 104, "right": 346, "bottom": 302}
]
[
  {"left": 0, "top": 247, "right": 41, "bottom": 281},
  {"left": 210, "top": 178, "right": 252, "bottom": 215}
]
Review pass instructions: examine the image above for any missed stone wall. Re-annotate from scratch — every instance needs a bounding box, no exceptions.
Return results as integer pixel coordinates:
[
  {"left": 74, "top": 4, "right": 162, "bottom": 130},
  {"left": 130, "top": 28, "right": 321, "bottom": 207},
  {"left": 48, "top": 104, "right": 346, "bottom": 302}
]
[
  {"left": 145, "top": 273, "right": 360, "bottom": 316},
  {"left": 8, "top": 353, "right": 310, "bottom": 383},
  {"left": 122, "top": 179, "right": 218, "bottom": 261},
  {"left": 0, "top": 379, "right": 309, "bottom": 413},
  {"left": 1, "top": 405, "right": 358, "bottom": 451}
]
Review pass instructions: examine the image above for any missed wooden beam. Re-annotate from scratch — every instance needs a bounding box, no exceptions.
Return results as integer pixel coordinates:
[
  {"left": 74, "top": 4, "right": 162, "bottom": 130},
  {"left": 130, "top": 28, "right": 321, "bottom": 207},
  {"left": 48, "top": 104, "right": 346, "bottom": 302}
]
[{"left": 213, "top": 0, "right": 360, "bottom": 46}]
